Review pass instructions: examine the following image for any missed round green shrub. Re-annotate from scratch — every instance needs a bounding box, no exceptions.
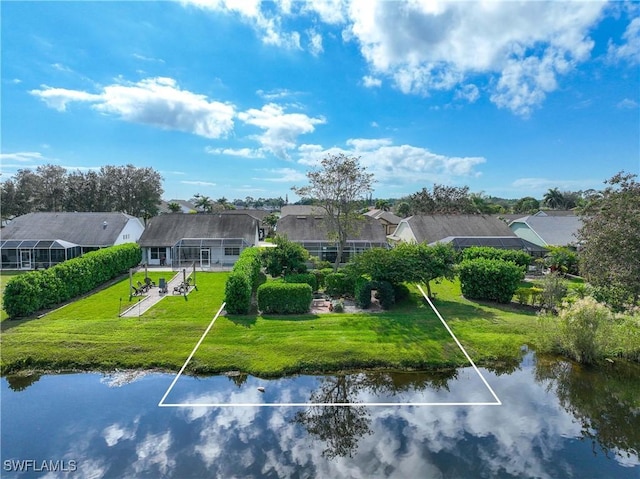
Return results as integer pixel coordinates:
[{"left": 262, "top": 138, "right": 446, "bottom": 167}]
[
  {"left": 325, "top": 273, "right": 354, "bottom": 297},
  {"left": 224, "top": 273, "right": 252, "bottom": 314},
  {"left": 284, "top": 272, "right": 317, "bottom": 292},
  {"left": 458, "top": 258, "right": 524, "bottom": 303},
  {"left": 354, "top": 276, "right": 372, "bottom": 309}
]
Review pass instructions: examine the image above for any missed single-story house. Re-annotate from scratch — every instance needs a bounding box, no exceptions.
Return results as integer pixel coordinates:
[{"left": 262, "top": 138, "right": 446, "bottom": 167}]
[
  {"left": 0, "top": 212, "right": 144, "bottom": 270},
  {"left": 509, "top": 215, "right": 583, "bottom": 248},
  {"left": 137, "top": 213, "right": 260, "bottom": 268},
  {"left": 276, "top": 214, "right": 388, "bottom": 264},
  {"left": 364, "top": 209, "right": 403, "bottom": 235},
  {"left": 388, "top": 215, "right": 516, "bottom": 245},
  {"left": 219, "top": 209, "right": 270, "bottom": 238}
]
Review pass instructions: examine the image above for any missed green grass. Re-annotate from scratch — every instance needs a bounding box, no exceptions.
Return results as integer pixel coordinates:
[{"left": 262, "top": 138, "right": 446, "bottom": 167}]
[{"left": 1, "top": 273, "right": 542, "bottom": 376}]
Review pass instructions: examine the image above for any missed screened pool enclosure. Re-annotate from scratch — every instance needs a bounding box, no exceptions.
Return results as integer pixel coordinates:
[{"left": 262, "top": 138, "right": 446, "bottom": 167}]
[
  {"left": 0, "top": 239, "right": 82, "bottom": 270},
  {"left": 171, "top": 238, "right": 250, "bottom": 269},
  {"left": 298, "top": 240, "right": 389, "bottom": 264}
]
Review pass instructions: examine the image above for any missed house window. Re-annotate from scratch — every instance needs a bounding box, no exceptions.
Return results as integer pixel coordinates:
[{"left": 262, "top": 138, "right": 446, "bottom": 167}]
[
  {"left": 150, "top": 247, "right": 162, "bottom": 260},
  {"left": 123, "top": 234, "right": 130, "bottom": 240},
  {"left": 224, "top": 247, "right": 240, "bottom": 256}
]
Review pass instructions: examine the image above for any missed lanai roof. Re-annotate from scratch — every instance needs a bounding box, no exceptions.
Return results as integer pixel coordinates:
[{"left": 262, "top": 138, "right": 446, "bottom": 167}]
[{"left": 395, "top": 215, "right": 516, "bottom": 244}]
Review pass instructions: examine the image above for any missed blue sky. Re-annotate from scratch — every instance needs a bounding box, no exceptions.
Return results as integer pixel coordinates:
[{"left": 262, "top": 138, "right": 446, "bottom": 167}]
[{"left": 1, "top": 1, "right": 638, "bottom": 202}]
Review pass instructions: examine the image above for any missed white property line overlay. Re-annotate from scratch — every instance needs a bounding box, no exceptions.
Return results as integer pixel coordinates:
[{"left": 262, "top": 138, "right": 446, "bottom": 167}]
[{"left": 158, "top": 287, "right": 501, "bottom": 407}]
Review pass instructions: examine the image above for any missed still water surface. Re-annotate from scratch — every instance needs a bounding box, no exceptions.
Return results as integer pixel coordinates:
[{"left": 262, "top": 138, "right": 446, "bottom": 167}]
[{"left": 2, "top": 353, "right": 638, "bottom": 478}]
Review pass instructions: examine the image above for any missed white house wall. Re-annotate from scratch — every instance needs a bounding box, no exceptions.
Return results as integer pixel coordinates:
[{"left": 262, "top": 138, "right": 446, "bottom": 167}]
[{"left": 114, "top": 218, "right": 145, "bottom": 245}]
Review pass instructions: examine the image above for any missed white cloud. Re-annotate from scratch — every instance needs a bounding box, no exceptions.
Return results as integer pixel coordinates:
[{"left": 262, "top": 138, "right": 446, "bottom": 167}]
[
  {"left": 608, "top": 16, "right": 640, "bottom": 65},
  {"left": 298, "top": 138, "right": 485, "bottom": 185},
  {"left": 181, "top": 0, "right": 301, "bottom": 49},
  {"left": 617, "top": 98, "right": 639, "bottom": 109},
  {"left": 254, "top": 167, "right": 307, "bottom": 183},
  {"left": 31, "top": 77, "right": 235, "bottom": 139},
  {"left": 238, "top": 103, "right": 325, "bottom": 159},
  {"left": 132, "top": 53, "right": 166, "bottom": 63},
  {"left": 307, "top": 28, "right": 324, "bottom": 56},
  {"left": 362, "top": 75, "right": 382, "bottom": 88},
  {"left": 302, "top": 0, "right": 348, "bottom": 25},
  {"left": 181, "top": 180, "right": 217, "bottom": 186},
  {"left": 205, "top": 147, "right": 264, "bottom": 158},
  {"left": 0, "top": 151, "right": 47, "bottom": 162},
  {"left": 455, "top": 84, "right": 480, "bottom": 103},
  {"left": 344, "top": 0, "right": 604, "bottom": 115}
]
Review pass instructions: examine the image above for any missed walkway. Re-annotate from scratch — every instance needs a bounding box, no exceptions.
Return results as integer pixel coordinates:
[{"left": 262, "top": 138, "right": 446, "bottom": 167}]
[{"left": 119, "top": 270, "right": 193, "bottom": 317}]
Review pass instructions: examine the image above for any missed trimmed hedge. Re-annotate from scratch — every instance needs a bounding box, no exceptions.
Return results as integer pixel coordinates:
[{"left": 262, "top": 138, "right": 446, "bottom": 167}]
[
  {"left": 224, "top": 247, "right": 263, "bottom": 314},
  {"left": 311, "top": 268, "right": 333, "bottom": 289},
  {"left": 458, "top": 258, "right": 524, "bottom": 304},
  {"left": 372, "top": 280, "right": 395, "bottom": 310},
  {"left": 460, "top": 246, "right": 532, "bottom": 269},
  {"left": 325, "top": 272, "right": 355, "bottom": 297},
  {"left": 3, "top": 243, "right": 141, "bottom": 318},
  {"left": 257, "top": 282, "right": 312, "bottom": 314},
  {"left": 284, "top": 273, "right": 318, "bottom": 292},
  {"left": 354, "top": 276, "right": 372, "bottom": 309}
]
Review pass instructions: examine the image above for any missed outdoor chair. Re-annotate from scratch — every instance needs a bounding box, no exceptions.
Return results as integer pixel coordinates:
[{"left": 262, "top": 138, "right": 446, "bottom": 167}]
[
  {"left": 144, "top": 277, "right": 155, "bottom": 288},
  {"left": 158, "top": 278, "right": 167, "bottom": 294}
]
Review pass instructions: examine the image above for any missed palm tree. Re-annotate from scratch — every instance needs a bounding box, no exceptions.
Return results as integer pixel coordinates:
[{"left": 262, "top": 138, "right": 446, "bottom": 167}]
[
  {"left": 193, "top": 194, "right": 213, "bottom": 213},
  {"left": 167, "top": 202, "right": 181, "bottom": 213},
  {"left": 543, "top": 188, "right": 564, "bottom": 210}
]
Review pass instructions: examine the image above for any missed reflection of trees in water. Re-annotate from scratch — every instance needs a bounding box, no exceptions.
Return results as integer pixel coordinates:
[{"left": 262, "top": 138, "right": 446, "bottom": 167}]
[
  {"left": 225, "top": 373, "right": 248, "bottom": 388},
  {"left": 294, "top": 369, "right": 458, "bottom": 459},
  {"left": 535, "top": 357, "right": 640, "bottom": 458},
  {"left": 6, "top": 373, "right": 41, "bottom": 392}
]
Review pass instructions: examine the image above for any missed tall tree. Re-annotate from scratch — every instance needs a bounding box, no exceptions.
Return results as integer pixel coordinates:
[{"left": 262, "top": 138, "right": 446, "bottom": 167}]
[
  {"left": 0, "top": 179, "right": 18, "bottom": 220},
  {"left": 513, "top": 196, "right": 540, "bottom": 214},
  {"left": 395, "top": 201, "right": 411, "bottom": 218},
  {"left": 292, "top": 153, "right": 374, "bottom": 271},
  {"left": 409, "top": 184, "right": 476, "bottom": 214},
  {"left": 36, "top": 164, "right": 67, "bottom": 212},
  {"left": 543, "top": 187, "right": 565, "bottom": 209},
  {"left": 375, "top": 199, "right": 391, "bottom": 211},
  {"left": 578, "top": 172, "right": 640, "bottom": 308}
]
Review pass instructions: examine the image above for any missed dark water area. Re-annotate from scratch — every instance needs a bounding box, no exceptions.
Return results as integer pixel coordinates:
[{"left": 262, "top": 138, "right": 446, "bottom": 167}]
[{"left": 2, "top": 353, "right": 638, "bottom": 478}]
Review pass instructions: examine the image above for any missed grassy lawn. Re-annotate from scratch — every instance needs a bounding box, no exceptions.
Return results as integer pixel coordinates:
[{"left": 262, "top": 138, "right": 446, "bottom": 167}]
[{"left": 1, "top": 271, "right": 541, "bottom": 376}]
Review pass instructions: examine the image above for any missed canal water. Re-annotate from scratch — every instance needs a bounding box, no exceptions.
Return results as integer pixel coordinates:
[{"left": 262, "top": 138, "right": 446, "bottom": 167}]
[{"left": 2, "top": 353, "right": 638, "bottom": 478}]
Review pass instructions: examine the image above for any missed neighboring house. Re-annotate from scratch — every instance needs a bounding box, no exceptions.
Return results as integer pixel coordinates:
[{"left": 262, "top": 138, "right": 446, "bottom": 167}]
[
  {"left": 157, "top": 199, "right": 198, "bottom": 214},
  {"left": 0, "top": 212, "right": 144, "bottom": 270},
  {"left": 137, "top": 213, "right": 260, "bottom": 268},
  {"left": 433, "top": 236, "right": 547, "bottom": 256},
  {"left": 389, "top": 215, "right": 516, "bottom": 245},
  {"left": 509, "top": 215, "right": 583, "bottom": 248},
  {"left": 364, "top": 209, "right": 403, "bottom": 235},
  {"left": 279, "top": 205, "right": 325, "bottom": 217},
  {"left": 276, "top": 214, "right": 388, "bottom": 264}
]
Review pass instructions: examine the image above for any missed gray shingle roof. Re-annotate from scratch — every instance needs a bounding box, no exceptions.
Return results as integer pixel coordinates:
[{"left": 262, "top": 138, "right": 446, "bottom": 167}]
[
  {"left": 276, "top": 215, "right": 387, "bottom": 242},
  {"left": 364, "top": 209, "right": 402, "bottom": 224},
  {"left": 510, "top": 215, "right": 582, "bottom": 246},
  {"left": 138, "top": 213, "right": 258, "bottom": 247},
  {"left": 403, "top": 215, "right": 516, "bottom": 244},
  {"left": 434, "top": 236, "right": 547, "bottom": 253},
  {"left": 0, "top": 212, "right": 140, "bottom": 246},
  {"left": 280, "top": 205, "right": 325, "bottom": 217}
]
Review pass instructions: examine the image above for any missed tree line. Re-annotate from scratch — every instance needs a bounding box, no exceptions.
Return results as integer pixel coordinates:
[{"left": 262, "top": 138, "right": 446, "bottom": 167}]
[{"left": 0, "top": 164, "right": 163, "bottom": 220}]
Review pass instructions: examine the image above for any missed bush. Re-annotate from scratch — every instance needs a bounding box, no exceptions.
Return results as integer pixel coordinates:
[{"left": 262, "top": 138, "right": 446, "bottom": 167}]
[
  {"left": 224, "top": 248, "right": 263, "bottom": 314},
  {"left": 325, "top": 273, "right": 355, "bottom": 297},
  {"left": 332, "top": 299, "right": 345, "bottom": 313},
  {"left": 515, "top": 287, "right": 531, "bottom": 305},
  {"left": 393, "top": 283, "right": 411, "bottom": 303},
  {"left": 540, "top": 272, "right": 568, "bottom": 312},
  {"left": 284, "top": 273, "right": 317, "bottom": 292},
  {"left": 257, "top": 282, "right": 312, "bottom": 314},
  {"left": 372, "top": 280, "right": 395, "bottom": 309},
  {"left": 261, "top": 235, "right": 308, "bottom": 277},
  {"left": 2, "top": 243, "right": 141, "bottom": 318},
  {"left": 529, "top": 287, "right": 543, "bottom": 306},
  {"left": 458, "top": 258, "right": 525, "bottom": 303},
  {"left": 354, "top": 276, "right": 372, "bottom": 309},
  {"left": 461, "top": 246, "right": 532, "bottom": 269},
  {"left": 311, "top": 268, "right": 334, "bottom": 289},
  {"left": 558, "top": 297, "right": 613, "bottom": 364}
]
